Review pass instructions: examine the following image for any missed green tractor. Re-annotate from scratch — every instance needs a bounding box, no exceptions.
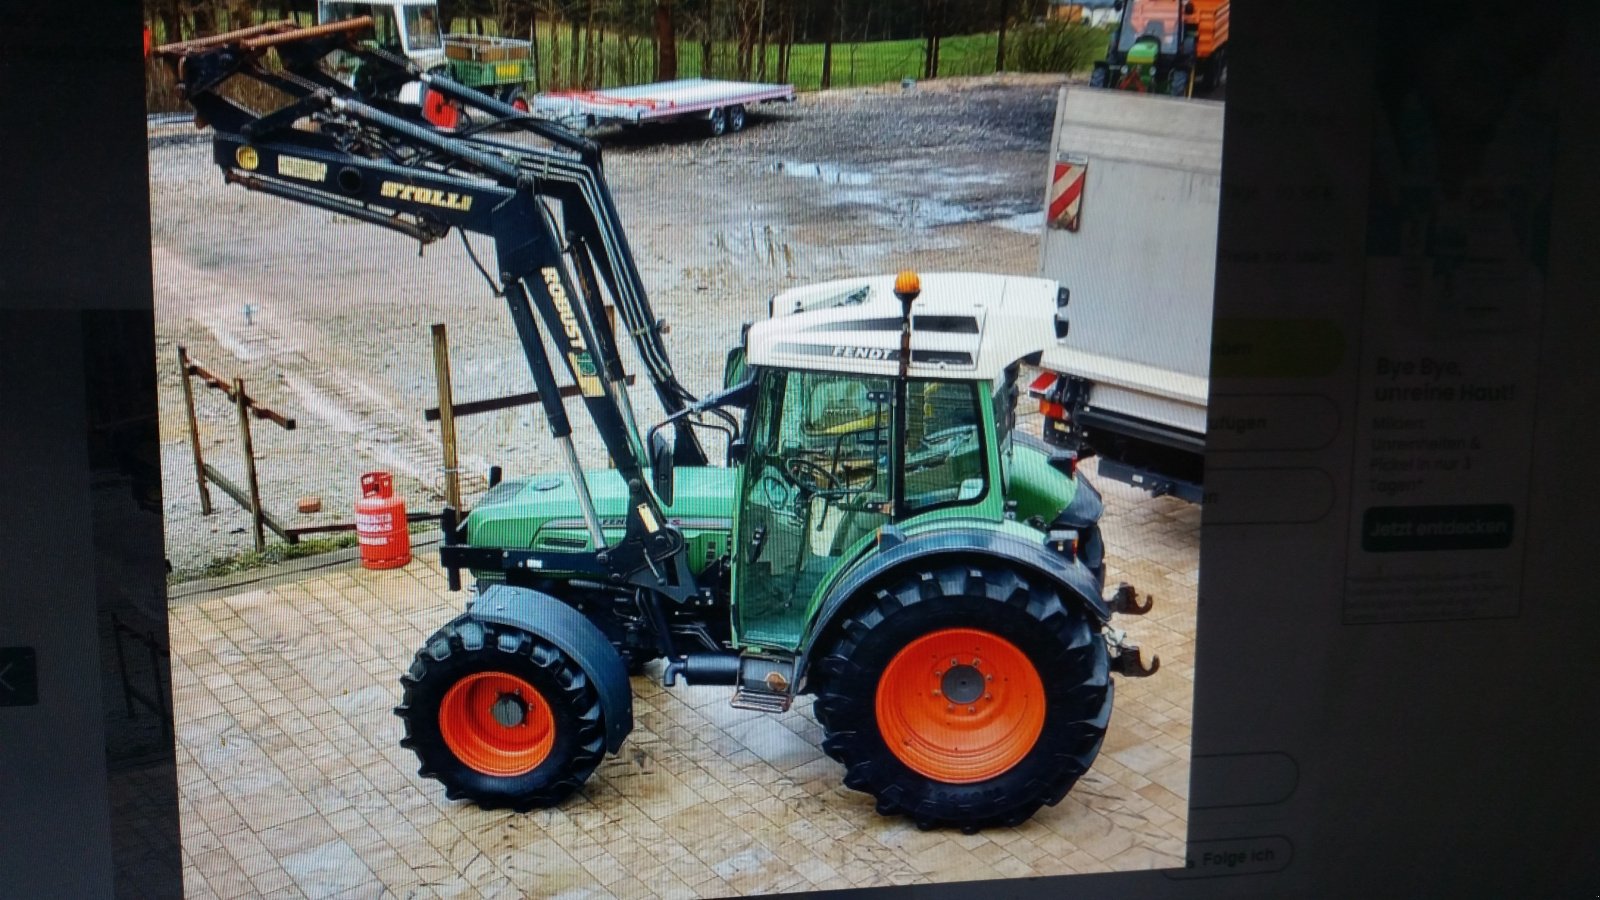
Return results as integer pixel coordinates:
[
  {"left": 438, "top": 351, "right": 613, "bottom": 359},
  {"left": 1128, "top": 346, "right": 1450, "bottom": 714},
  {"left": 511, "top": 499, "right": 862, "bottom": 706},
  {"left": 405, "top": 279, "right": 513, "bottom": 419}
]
[
  {"left": 153, "top": 20, "right": 1159, "bottom": 832},
  {"left": 1089, "top": 0, "right": 1230, "bottom": 98},
  {"left": 423, "top": 269, "right": 1160, "bottom": 829}
]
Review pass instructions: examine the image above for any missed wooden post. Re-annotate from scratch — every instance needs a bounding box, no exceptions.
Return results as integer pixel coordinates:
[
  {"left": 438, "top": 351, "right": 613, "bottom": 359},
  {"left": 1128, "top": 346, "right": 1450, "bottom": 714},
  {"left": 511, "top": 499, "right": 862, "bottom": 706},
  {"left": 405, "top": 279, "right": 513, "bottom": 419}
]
[
  {"left": 178, "top": 346, "right": 213, "bottom": 515},
  {"left": 235, "top": 377, "right": 266, "bottom": 552},
  {"left": 431, "top": 324, "right": 463, "bottom": 512}
]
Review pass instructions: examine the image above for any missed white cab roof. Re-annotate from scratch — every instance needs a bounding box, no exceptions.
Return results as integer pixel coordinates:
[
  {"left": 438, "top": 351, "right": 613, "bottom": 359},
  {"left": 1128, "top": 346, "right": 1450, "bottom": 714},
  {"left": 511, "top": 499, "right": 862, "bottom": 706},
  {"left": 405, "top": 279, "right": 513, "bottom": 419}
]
[{"left": 747, "top": 273, "right": 1064, "bottom": 382}]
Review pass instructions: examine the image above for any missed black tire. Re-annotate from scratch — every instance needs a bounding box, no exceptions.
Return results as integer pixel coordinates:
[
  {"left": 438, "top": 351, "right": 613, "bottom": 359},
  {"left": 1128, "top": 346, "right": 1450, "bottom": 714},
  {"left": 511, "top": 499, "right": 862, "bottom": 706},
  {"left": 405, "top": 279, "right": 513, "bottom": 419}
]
[
  {"left": 502, "top": 86, "right": 531, "bottom": 113},
  {"left": 810, "top": 565, "right": 1112, "bottom": 832},
  {"left": 726, "top": 104, "right": 747, "bottom": 132},
  {"left": 395, "top": 614, "right": 606, "bottom": 811},
  {"left": 707, "top": 107, "right": 727, "bottom": 136},
  {"left": 1088, "top": 63, "right": 1110, "bottom": 89},
  {"left": 1167, "top": 65, "right": 1192, "bottom": 98}
]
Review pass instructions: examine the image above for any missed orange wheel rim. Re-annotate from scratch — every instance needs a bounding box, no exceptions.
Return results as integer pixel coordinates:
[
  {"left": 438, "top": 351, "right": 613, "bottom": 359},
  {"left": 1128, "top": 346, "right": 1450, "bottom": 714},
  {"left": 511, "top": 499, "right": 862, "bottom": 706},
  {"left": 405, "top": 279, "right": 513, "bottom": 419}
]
[
  {"left": 876, "top": 628, "right": 1046, "bottom": 784},
  {"left": 439, "top": 672, "right": 555, "bottom": 776}
]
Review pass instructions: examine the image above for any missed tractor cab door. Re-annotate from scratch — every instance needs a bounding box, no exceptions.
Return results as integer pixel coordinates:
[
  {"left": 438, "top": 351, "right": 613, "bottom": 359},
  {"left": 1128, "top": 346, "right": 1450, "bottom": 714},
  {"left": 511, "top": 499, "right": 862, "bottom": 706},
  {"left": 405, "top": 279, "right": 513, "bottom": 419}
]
[{"left": 733, "top": 369, "right": 894, "bottom": 649}]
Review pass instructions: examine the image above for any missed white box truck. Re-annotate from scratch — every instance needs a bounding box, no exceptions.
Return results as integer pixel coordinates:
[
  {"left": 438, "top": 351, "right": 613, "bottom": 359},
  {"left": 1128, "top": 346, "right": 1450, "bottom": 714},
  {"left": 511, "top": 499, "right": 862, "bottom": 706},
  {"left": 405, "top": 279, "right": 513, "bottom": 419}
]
[{"left": 1028, "top": 87, "right": 1223, "bottom": 503}]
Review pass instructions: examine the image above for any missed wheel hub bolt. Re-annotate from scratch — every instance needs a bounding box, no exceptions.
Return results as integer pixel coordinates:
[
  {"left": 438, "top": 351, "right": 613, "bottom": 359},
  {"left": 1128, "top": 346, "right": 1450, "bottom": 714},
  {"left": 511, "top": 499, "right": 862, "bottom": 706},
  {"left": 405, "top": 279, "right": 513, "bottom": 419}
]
[{"left": 491, "top": 692, "right": 528, "bottom": 728}]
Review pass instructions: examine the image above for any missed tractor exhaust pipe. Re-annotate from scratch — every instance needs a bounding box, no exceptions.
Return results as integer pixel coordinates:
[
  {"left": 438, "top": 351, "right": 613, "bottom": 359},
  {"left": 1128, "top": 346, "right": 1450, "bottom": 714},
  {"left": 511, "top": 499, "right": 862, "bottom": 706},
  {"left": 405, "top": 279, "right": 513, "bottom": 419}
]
[{"left": 662, "top": 653, "right": 740, "bottom": 687}]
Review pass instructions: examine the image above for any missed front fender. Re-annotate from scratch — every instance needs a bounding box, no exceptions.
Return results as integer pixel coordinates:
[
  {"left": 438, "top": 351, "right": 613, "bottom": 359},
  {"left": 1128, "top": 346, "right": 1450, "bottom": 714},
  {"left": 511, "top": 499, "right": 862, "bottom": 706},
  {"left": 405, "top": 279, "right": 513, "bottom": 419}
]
[
  {"left": 797, "top": 524, "right": 1110, "bottom": 683},
  {"left": 468, "top": 584, "right": 633, "bottom": 753}
]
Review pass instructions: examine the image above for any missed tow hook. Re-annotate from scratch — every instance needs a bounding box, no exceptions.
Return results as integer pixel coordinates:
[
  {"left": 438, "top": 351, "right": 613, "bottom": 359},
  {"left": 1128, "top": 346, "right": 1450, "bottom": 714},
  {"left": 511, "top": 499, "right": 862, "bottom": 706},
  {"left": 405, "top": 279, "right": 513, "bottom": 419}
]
[
  {"left": 1107, "top": 583, "right": 1153, "bottom": 616},
  {"left": 1105, "top": 625, "right": 1160, "bottom": 677}
]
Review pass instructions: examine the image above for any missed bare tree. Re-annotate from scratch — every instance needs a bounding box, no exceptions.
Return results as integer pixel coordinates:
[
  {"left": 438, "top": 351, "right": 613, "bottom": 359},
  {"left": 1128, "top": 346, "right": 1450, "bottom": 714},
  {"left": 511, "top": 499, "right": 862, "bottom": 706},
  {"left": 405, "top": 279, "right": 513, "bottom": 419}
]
[
  {"left": 996, "top": 0, "right": 1013, "bottom": 71},
  {"left": 654, "top": 0, "right": 677, "bottom": 80}
]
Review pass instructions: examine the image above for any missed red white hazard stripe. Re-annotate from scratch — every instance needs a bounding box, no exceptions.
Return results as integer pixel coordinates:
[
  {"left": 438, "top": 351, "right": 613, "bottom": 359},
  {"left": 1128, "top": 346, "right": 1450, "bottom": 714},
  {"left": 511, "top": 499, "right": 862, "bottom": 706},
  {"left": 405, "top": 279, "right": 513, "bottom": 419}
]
[{"left": 1048, "top": 161, "right": 1086, "bottom": 232}]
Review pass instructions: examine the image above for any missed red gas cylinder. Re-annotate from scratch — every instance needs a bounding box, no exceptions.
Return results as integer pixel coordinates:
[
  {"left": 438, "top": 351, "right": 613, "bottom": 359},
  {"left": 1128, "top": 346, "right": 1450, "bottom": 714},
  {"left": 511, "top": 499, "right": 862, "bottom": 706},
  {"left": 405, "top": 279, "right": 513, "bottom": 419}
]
[{"left": 356, "top": 472, "right": 411, "bottom": 570}]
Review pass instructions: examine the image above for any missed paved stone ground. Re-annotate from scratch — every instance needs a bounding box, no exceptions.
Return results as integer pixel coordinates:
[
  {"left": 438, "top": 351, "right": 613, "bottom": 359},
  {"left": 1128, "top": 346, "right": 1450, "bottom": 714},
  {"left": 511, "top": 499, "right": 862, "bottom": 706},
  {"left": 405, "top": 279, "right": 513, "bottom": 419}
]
[{"left": 171, "top": 462, "right": 1199, "bottom": 898}]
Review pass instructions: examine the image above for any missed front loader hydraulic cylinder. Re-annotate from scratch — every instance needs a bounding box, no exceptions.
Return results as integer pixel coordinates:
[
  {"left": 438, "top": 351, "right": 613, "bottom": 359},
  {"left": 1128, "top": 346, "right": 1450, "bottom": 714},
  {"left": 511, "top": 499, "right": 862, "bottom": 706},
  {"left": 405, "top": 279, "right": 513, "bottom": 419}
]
[{"left": 503, "top": 280, "right": 608, "bottom": 549}]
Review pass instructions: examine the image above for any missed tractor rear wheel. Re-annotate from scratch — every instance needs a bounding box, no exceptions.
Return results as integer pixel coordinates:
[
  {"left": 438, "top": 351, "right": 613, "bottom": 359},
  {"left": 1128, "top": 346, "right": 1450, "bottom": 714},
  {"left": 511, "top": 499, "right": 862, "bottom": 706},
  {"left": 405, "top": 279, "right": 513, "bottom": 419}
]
[
  {"left": 811, "top": 565, "right": 1111, "bottom": 831},
  {"left": 396, "top": 614, "right": 606, "bottom": 810}
]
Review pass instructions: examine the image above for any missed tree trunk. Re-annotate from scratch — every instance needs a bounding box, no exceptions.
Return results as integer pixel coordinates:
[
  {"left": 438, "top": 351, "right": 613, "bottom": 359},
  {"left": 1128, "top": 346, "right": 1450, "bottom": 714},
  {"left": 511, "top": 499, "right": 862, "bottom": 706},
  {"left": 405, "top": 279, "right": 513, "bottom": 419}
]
[
  {"left": 996, "top": 0, "right": 1012, "bottom": 71},
  {"left": 755, "top": 0, "right": 768, "bottom": 81},
  {"left": 819, "top": 0, "right": 834, "bottom": 89},
  {"left": 583, "top": 10, "right": 596, "bottom": 88},
  {"left": 530, "top": 12, "right": 542, "bottom": 91},
  {"left": 192, "top": 2, "right": 216, "bottom": 37},
  {"left": 654, "top": 0, "right": 677, "bottom": 81},
  {"left": 159, "top": 1, "right": 183, "bottom": 43},
  {"left": 569, "top": 16, "right": 581, "bottom": 87}
]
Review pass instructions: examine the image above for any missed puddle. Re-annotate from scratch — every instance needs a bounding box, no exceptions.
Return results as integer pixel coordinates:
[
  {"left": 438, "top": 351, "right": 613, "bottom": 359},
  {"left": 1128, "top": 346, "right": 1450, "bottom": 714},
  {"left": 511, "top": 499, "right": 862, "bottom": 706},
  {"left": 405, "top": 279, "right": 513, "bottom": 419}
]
[
  {"left": 773, "top": 159, "right": 1033, "bottom": 231},
  {"left": 771, "top": 160, "right": 874, "bottom": 185},
  {"left": 992, "top": 210, "right": 1045, "bottom": 233}
]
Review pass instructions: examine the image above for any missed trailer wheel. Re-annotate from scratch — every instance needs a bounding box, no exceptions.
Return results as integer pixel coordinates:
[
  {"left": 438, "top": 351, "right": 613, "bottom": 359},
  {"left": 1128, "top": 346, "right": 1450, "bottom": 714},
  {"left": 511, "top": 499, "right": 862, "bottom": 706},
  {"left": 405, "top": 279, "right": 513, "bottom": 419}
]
[
  {"left": 1207, "top": 51, "right": 1228, "bottom": 95},
  {"left": 502, "top": 86, "right": 531, "bottom": 113},
  {"left": 811, "top": 565, "right": 1112, "bottom": 831},
  {"left": 726, "top": 104, "right": 747, "bottom": 132},
  {"left": 396, "top": 614, "right": 606, "bottom": 811},
  {"left": 707, "top": 107, "right": 727, "bottom": 137}
]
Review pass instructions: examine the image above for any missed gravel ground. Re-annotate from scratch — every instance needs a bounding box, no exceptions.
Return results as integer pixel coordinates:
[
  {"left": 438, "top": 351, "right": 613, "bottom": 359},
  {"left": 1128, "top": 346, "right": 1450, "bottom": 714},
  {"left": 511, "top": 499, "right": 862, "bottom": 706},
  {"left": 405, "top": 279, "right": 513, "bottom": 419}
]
[{"left": 148, "top": 73, "right": 1073, "bottom": 572}]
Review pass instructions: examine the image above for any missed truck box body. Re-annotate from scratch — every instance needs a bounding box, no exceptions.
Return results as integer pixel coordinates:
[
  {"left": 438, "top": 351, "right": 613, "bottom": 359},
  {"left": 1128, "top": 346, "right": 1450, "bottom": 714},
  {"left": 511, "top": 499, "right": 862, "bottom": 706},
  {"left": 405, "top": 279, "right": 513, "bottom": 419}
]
[{"left": 1034, "top": 87, "right": 1224, "bottom": 501}]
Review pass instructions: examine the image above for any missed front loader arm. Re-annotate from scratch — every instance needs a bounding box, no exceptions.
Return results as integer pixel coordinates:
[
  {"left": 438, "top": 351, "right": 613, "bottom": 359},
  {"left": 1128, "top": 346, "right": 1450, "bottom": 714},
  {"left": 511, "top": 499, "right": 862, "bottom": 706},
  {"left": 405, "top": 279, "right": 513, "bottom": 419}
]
[{"left": 154, "top": 20, "right": 701, "bottom": 594}]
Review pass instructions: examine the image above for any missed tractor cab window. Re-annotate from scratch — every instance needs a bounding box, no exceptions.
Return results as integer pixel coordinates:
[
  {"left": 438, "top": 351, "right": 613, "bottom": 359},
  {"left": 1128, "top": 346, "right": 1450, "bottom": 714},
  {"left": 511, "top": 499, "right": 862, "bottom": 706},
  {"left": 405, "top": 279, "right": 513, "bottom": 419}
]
[
  {"left": 322, "top": 3, "right": 403, "bottom": 51},
  {"left": 404, "top": 6, "right": 443, "bottom": 51},
  {"left": 903, "top": 380, "right": 988, "bottom": 513},
  {"left": 1120, "top": 0, "right": 1182, "bottom": 54}
]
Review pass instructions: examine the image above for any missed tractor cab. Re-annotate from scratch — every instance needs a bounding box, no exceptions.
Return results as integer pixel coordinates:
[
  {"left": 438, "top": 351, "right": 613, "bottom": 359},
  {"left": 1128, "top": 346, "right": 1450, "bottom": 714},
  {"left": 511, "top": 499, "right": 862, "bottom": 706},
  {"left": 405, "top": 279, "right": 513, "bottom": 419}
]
[
  {"left": 730, "top": 273, "right": 1069, "bottom": 650},
  {"left": 319, "top": 0, "right": 446, "bottom": 72},
  {"left": 1118, "top": 0, "right": 1183, "bottom": 63},
  {"left": 1094, "top": 0, "right": 1229, "bottom": 96}
]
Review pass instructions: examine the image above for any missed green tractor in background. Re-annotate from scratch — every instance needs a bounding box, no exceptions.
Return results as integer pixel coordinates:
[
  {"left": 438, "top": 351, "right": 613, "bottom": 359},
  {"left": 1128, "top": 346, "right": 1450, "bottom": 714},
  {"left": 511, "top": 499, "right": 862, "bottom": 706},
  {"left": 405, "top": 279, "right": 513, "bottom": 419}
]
[{"left": 1090, "top": 0, "right": 1230, "bottom": 97}]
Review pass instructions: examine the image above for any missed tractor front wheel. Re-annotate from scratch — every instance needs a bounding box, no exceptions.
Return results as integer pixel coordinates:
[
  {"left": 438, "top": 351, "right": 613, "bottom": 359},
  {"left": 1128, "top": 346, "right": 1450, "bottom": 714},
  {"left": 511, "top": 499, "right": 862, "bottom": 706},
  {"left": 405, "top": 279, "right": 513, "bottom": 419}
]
[
  {"left": 396, "top": 615, "right": 606, "bottom": 810},
  {"left": 811, "top": 565, "right": 1111, "bottom": 831},
  {"left": 1167, "top": 65, "right": 1193, "bottom": 98}
]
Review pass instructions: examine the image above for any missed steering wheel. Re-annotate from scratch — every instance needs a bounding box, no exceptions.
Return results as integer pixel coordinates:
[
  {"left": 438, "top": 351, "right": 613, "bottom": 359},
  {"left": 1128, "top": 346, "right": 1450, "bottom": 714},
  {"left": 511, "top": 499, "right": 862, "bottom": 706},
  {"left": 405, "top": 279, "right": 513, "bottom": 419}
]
[{"left": 784, "top": 456, "right": 839, "bottom": 493}]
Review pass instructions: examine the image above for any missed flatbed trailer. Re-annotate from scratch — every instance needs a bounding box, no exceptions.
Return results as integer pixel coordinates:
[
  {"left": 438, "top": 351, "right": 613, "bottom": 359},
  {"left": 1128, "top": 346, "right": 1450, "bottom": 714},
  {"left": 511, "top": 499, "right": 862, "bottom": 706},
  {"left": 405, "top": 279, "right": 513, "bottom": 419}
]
[{"left": 531, "top": 78, "right": 796, "bottom": 135}]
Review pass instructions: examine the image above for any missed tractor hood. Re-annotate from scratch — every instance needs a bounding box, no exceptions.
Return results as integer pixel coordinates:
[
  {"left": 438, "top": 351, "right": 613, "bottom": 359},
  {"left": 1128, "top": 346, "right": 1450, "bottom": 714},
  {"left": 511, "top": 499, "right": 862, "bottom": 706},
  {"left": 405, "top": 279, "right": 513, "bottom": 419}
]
[{"left": 466, "top": 466, "right": 738, "bottom": 551}]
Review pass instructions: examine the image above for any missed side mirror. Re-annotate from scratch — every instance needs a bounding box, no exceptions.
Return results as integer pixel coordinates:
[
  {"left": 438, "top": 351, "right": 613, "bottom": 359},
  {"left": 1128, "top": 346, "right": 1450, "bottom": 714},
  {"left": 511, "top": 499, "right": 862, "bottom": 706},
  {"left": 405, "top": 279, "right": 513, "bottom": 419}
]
[
  {"left": 649, "top": 431, "right": 675, "bottom": 506},
  {"left": 723, "top": 345, "right": 747, "bottom": 389},
  {"left": 728, "top": 437, "right": 749, "bottom": 466}
]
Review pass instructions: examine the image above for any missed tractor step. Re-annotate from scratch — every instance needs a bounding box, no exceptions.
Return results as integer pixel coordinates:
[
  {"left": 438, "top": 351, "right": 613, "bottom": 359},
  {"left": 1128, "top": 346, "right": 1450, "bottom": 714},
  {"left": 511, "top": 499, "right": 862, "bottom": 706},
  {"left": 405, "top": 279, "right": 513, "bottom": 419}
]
[{"left": 729, "top": 653, "right": 796, "bottom": 713}]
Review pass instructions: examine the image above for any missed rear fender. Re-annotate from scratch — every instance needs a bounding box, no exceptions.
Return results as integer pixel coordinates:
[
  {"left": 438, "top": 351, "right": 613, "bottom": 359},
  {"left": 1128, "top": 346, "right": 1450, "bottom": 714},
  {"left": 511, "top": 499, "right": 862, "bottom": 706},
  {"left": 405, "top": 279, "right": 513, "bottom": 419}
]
[
  {"left": 796, "top": 526, "right": 1110, "bottom": 684},
  {"left": 468, "top": 584, "right": 633, "bottom": 753}
]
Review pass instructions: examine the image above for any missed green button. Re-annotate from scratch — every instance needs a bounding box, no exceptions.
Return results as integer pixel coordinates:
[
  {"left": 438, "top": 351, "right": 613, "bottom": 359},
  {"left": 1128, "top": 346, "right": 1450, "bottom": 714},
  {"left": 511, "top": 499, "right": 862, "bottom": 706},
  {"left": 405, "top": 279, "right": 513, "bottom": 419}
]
[
  {"left": 1361, "top": 505, "right": 1515, "bottom": 552},
  {"left": 1211, "top": 318, "right": 1345, "bottom": 378}
]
